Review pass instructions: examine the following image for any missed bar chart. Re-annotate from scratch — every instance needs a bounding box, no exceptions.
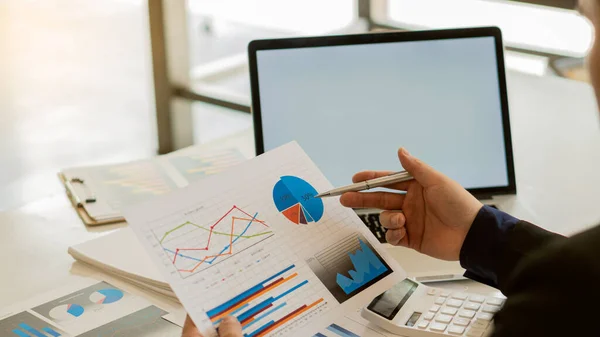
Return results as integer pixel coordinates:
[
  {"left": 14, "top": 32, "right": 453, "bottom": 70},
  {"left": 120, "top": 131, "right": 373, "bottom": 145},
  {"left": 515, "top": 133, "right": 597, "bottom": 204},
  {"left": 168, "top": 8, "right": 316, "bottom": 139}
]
[
  {"left": 0, "top": 311, "right": 69, "bottom": 337},
  {"left": 206, "top": 265, "right": 324, "bottom": 337}
]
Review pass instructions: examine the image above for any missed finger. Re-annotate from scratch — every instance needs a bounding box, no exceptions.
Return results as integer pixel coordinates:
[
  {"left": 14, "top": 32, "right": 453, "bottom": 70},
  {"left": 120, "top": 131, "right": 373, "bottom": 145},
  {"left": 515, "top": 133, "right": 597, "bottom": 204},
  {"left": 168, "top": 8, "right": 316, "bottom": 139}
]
[
  {"left": 182, "top": 315, "right": 203, "bottom": 337},
  {"left": 379, "top": 211, "right": 406, "bottom": 230},
  {"left": 397, "top": 148, "right": 442, "bottom": 188},
  {"left": 386, "top": 227, "right": 407, "bottom": 246},
  {"left": 218, "top": 316, "right": 242, "bottom": 337},
  {"left": 352, "top": 171, "right": 411, "bottom": 191},
  {"left": 339, "top": 192, "right": 405, "bottom": 210}
]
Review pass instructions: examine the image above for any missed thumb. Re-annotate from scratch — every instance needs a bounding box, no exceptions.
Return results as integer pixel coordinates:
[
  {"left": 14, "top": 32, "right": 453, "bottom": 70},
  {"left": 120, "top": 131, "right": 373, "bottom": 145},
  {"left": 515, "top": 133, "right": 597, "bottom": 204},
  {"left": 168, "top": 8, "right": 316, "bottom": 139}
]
[
  {"left": 398, "top": 148, "right": 441, "bottom": 187},
  {"left": 218, "top": 316, "right": 243, "bottom": 337}
]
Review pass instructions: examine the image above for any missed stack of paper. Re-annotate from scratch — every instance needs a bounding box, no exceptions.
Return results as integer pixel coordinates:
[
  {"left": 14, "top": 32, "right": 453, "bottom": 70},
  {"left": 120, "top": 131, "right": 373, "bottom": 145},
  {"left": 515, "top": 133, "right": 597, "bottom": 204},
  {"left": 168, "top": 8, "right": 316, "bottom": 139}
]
[{"left": 68, "top": 228, "right": 176, "bottom": 300}]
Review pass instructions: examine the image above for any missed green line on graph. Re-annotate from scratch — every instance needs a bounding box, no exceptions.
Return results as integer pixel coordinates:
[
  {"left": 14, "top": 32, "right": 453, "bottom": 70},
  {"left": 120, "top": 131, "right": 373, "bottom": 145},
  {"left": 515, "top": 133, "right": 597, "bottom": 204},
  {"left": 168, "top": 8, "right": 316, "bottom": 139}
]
[{"left": 159, "top": 221, "right": 272, "bottom": 243}]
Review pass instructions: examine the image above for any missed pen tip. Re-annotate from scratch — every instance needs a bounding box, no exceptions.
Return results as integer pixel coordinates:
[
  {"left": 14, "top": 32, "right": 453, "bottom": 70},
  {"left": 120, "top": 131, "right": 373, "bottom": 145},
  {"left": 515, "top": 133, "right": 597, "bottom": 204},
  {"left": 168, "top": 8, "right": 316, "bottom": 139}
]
[{"left": 314, "top": 193, "right": 326, "bottom": 198}]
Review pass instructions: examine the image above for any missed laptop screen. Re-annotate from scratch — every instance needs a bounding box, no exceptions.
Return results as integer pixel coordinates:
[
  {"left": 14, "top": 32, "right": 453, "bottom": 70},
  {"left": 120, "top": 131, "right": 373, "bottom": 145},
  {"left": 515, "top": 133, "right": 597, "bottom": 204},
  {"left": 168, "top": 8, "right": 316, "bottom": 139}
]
[{"left": 252, "top": 32, "right": 514, "bottom": 194}]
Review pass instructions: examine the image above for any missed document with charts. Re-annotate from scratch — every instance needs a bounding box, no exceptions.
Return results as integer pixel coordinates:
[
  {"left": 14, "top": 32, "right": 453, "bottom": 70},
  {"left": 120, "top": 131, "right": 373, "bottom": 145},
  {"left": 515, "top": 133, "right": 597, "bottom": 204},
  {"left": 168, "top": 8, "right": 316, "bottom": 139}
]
[{"left": 123, "top": 141, "right": 406, "bottom": 337}]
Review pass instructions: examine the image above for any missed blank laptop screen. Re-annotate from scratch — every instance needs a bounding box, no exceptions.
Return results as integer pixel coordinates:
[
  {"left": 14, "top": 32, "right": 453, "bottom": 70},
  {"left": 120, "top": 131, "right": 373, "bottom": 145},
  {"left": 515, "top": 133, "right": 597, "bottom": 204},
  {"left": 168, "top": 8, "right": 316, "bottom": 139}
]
[{"left": 255, "top": 36, "right": 510, "bottom": 190}]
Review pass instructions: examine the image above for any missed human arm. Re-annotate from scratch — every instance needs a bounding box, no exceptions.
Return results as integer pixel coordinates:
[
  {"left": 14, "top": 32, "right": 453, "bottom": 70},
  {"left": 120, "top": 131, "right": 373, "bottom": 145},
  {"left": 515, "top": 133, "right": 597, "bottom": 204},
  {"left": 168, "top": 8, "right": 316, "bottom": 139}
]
[
  {"left": 459, "top": 205, "right": 565, "bottom": 291},
  {"left": 340, "top": 148, "right": 564, "bottom": 290}
]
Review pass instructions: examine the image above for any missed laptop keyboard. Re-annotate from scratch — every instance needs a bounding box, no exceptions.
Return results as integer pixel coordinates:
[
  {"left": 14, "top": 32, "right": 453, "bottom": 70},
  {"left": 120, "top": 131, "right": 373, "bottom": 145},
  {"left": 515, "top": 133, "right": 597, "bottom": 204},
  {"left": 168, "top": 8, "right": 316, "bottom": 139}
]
[
  {"left": 358, "top": 214, "right": 387, "bottom": 243},
  {"left": 359, "top": 205, "right": 497, "bottom": 244}
]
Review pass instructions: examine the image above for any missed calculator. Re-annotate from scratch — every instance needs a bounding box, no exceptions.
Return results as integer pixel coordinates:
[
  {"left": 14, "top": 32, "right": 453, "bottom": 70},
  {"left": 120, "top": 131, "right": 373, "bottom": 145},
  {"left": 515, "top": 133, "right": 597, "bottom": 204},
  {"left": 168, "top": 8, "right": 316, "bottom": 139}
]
[{"left": 362, "top": 278, "right": 505, "bottom": 337}]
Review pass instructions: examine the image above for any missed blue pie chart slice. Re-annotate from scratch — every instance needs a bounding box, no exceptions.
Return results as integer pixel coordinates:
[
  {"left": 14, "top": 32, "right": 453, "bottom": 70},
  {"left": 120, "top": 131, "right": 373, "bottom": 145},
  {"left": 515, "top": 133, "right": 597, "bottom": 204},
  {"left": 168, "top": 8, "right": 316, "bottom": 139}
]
[
  {"left": 273, "top": 176, "right": 323, "bottom": 224},
  {"left": 89, "top": 288, "right": 124, "bottom": 304},
  {"left": 49, "top": 304, "right": 84, "bottom": 320}
]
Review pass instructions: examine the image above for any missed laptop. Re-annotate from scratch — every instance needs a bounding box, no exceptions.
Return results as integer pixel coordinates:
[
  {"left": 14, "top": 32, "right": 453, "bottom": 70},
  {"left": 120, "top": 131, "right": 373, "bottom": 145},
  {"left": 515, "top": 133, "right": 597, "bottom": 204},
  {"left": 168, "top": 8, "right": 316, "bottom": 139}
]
[{"left": 248, "top": 27, "right": 516, "bottom": 243}]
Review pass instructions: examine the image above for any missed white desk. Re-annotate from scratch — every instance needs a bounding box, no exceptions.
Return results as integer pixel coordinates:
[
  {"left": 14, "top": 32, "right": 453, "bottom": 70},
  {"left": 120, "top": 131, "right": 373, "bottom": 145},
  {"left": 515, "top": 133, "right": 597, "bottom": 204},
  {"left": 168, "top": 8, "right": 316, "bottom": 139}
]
[{"left": 1, "top": 71, "right": 598, "bottom": 327}]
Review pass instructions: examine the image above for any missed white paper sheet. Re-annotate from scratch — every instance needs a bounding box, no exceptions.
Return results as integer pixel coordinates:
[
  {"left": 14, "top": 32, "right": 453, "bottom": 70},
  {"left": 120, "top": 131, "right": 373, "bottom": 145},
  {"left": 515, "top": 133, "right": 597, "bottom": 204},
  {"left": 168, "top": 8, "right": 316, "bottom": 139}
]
[{"left": 124, "top": 141, "right": 406, "bottom": 337}]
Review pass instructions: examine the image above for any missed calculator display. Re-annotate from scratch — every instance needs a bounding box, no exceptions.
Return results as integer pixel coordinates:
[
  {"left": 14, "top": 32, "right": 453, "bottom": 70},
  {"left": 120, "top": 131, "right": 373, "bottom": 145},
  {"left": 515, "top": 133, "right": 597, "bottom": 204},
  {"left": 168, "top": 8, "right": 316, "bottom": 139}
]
[{"left": 367, "top": 278, "right": 418, "bottom": 320}]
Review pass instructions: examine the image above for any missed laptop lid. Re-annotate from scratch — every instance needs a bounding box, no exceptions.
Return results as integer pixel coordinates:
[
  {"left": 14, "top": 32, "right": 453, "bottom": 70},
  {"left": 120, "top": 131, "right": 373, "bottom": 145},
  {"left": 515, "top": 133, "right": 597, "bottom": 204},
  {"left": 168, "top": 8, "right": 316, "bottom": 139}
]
[{"left": 248, "top": 27, "right": 516, "bottom": 199}]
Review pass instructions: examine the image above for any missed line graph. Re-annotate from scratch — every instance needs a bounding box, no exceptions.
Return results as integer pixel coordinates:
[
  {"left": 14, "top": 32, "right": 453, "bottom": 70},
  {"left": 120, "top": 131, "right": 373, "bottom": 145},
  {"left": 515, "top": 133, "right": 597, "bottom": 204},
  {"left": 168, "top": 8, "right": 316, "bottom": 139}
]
[{"left": 154, "top": 205, "right": 275, "bottom": 277}]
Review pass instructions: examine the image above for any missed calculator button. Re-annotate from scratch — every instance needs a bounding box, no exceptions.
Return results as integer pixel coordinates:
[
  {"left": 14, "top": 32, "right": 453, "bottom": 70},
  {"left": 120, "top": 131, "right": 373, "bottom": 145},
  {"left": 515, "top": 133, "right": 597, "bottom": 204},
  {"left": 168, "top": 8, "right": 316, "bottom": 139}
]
[
  {"left": 441, "top": 307, "right": 457, "bottom": 316},
  {"left": 459, "top": 310, "right": 476, "bottom": 318},
  {"left": 469, "top": 295, "right": 485, "bottom": 303},
  {"left": 429, "top": 305, "right": 441, "bottom": 313},
  {"left": 446, "top": 299, "right": 464, "bottom": 308},
  {"left": 486, "top": 297, "right": 505, "bottom": 306},
  {"left": 423, "top": 312, "right": 435, "bottom": 320},
  {"left": 482, "top": 305, "right": 500, "bottom": 313},
  {"left": 440, "top": 291, "right": 451, "bottom": 297},
  {"left": 464, "top": 303, "right": 480, "bottom": 311},
  {"left": 430, "top": 322, "right": 448, "bottom": 332},
  {"left": 435, "top": 314, "right": 453, "bottom": 323},
  {"left": 417, "top": 320, "right": 429, "bottom": 329},
  {"left": 466, "top": 327, "right": 485, "bottom": 337},
  {"left": 453, "top": 318, "right": 471, "bottom": 326},
  {"left": 476, "top": 313, "right": 493, "bottom": 321},
  {"left": 435, "top": 297, "right": 446, "bottom": 305},
  {"left": 473, "top": 319, "right": 490, "bottom": 329},
  {"left": 427, "top": 288, "right": 438, "bottom": 296},
  {"left": 448, "top": 325, "right": 466, "bottom": 335},
  {"left": 452, "top": 293, "right": 468, "bottom": 300}
]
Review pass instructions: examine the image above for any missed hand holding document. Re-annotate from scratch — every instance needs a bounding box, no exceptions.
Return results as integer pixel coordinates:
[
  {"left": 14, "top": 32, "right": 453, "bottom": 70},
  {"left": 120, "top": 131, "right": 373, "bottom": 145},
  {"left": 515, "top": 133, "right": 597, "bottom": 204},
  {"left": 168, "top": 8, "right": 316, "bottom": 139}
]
[{"left": 123, "top": 141, "right": 405, "bottom": 337}]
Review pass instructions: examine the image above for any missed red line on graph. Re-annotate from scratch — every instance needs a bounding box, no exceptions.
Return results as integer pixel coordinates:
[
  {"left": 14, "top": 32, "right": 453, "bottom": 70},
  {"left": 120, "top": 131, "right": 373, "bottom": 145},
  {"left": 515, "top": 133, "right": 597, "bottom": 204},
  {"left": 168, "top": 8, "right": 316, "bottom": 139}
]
[
  {"left": 179, "top": 216, "right": 246, "bottom": 273},
  {"left": 163, "top": 205, "right": 270, "bottom": 272},
  {"left": 172, "top": 249, "right": 180, "bottom": 264},
  {"left": 176, "top": 206, "right": 268, "bottom": 252}
]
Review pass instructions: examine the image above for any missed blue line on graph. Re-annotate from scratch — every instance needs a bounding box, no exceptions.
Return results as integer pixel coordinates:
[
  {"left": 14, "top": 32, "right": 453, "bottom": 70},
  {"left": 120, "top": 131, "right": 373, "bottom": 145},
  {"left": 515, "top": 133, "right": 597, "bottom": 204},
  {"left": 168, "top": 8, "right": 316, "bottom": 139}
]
[
  {"left": 207, "top": 265, "right": 295, "bottom": 318},
  {"left": 327, "top": 323, "right": 361, "bottom": 337},
  {"left": 164, "top": 248, "right": 202, "bottom": 261},
  {"left": 242, "top": 302, "right": 286, "bottom": 331},
  {"left": 207, "top": 213, "right": 257, "bottom": 264},
  {"left": 164, "top": 213, "right": 258, "bottom": 265}
]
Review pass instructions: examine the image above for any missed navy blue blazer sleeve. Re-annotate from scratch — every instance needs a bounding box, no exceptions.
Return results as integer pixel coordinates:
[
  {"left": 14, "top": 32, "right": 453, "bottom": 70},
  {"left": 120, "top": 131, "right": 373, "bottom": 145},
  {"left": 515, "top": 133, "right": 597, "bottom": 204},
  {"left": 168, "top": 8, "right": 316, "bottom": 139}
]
[{"left": 459, "top": 205, "right": 565, "bottom": 292}]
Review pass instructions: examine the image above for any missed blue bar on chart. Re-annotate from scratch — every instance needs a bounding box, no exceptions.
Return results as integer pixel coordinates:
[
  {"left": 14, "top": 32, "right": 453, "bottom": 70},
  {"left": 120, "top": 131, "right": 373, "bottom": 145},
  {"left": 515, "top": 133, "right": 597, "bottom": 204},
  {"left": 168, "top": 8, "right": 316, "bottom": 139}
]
[
  {"left": 242, "top": 302, "right": 286, "bottom": 330},
  {"left": 207, "top": 264, "right": 296, "bottom": 319},
  {"left": 12, "top": 329, "right": 30, "bottom": 337},
  {"left": 245, "top": 320, "right": 274, "bottom": 337},
  {"left": 326, "top": 323, "right": 361, "bottom": 337},
  {"left": 18, "top": 323, "right": 48, "bottom": 337},
  {"left": 42, "top": 327, "right": 62, "bottom": 337}
]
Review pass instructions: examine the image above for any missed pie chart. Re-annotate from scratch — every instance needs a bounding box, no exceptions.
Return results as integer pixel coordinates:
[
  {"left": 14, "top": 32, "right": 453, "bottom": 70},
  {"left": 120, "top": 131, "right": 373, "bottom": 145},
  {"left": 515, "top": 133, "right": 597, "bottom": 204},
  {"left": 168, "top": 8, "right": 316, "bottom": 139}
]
[
  {"left": 49, "top": 304, "right": 84, "bottom": 320},
  {"left": 89, "top": 288, "right": 124, "bottom": 304},
  {"left": 273, "top": 176, "right": 323, "bottom": 224}
]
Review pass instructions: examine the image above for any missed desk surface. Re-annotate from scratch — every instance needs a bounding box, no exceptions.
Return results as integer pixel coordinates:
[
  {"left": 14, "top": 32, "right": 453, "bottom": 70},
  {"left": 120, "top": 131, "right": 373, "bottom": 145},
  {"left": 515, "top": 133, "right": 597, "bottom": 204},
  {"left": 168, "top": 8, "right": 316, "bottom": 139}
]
[{"left": 2, "top": 71, "right": 598, "bottom": 319}]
